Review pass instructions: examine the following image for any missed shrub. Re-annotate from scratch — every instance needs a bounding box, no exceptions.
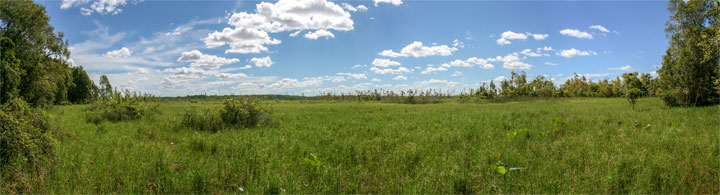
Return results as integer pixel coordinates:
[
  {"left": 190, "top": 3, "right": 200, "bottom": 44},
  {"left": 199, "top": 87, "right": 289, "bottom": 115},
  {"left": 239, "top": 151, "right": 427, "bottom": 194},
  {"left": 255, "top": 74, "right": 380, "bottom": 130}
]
[
  {"left": 0, "top": 98, "right": 56, "bottom": 193},
  {"left": 625, "top": 88, "right": 643, "bottom": 110},
  {"left": 86, "top": 100, "right": 155, "bottom": 123},
  {"left": 181, "top": 109, "right": 223, "bottom": 132},
  {"left": 219, "top": 97, "right": 272, "bottom": 128}
]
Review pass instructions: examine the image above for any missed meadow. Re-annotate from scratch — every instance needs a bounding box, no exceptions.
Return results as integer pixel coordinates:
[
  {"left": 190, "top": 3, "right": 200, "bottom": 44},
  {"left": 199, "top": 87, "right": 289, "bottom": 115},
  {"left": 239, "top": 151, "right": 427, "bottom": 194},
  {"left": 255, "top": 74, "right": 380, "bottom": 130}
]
[{"left": 29, "top": 97, "right": 717, "bottom": 193}]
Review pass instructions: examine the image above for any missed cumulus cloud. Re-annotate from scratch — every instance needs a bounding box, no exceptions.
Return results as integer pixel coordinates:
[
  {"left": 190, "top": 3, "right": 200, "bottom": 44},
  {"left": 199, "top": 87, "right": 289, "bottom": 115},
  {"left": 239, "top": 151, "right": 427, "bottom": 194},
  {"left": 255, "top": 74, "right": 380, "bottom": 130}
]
[
  {"left": 370, "top": 66, "right": 411, "bottom": 74},
  {"left": 495, "top": 31, "right": 548, "bottom": 45},
  {"left": 487, "top": 53, "right": 531, "bottom": 70},
  {"left": 269, "top": 78, "right": 323, "bottom": 88},
  {"left": 216, "top": 72, "right": 249, "bottom": 79},
  {"left": 374, "top": 0, "right": 402, "bottom": 6},
  {"left": 372, "top": 58, "right": 401, "bottom": 67},
  {"left": 393, "top": 75, "right": 407, "bottom": 80},
  {"left": 451, "top": 71, "right": 463, "bottom": 77},
  {"left": 337, "top": 72, "right": 367, "bottom": 80},
  {"left": 494, "top": 76, "right": 508, "bottom": 82},
  {"left": 105, "top": 47, "right": 132, "bottom": 58},
  {"left": 177, "top": 50, "right": 240, "bottom": 69},
  {"left": 207, "top": 0, "right": 353, "bottom": 53},
  {"left": 559, "top": 29, "right": 593, "bottom": 39},
  {"left": 608, "top": 65, "right": 632, "bottom": 71},
  {"left": 557, "top": 48, "right": 598, "bottom": 58},
  {"left": 342, "top": 3, "right": 368, "bottom": 12},
  {"left": 416, "top": 79, "right": 459, "bottom": 88},
  {"left": 421, "top": 65, "right": 449, "bottom": 74},
  {"left": 249, "top": 56, "right": 274, "bottom": 67},
  {"left": 161, "top": 67, "right": 213, "bottom": 76},
  {"left": 589, "top": 25, "right": 610, "bottom": 33},
  {"left": 545, "top": 62, "right": 559, "bottom": 66},
  {"left": 61, "top": 0, "right": 140, "bottom": 15},
  {"left": 304, "top": 29, "right": 335, "bottom": 40},
  {"left": 378, "top": 41, "right": 458, "bottom": 58}
]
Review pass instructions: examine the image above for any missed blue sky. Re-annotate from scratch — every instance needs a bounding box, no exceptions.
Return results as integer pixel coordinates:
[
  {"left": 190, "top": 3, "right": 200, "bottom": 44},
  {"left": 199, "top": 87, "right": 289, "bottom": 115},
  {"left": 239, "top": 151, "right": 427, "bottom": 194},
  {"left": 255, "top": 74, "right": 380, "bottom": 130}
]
[{"left": 38, "top": 0, "right": 669, "bottom": 96}]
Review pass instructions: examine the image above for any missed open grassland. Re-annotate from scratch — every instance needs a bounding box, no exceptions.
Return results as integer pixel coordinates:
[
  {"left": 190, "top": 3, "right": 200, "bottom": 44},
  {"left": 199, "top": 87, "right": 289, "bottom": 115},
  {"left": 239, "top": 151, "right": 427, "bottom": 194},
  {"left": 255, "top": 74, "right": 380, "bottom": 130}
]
[{"left": 40, "top": 98, "right": 718, "bottom": 193}]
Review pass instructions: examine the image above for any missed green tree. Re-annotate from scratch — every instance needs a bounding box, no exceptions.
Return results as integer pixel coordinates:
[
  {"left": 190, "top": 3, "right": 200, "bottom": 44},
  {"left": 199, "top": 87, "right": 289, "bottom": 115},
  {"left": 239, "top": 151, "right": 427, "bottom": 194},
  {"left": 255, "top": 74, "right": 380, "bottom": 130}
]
[
  {"left": 0, "top": 0, "right": 73, "bottom": 107},
  {"left": 68, "top": 66, "right": 94, "bottom": 104},
  {"left": 659, "top": 0, "right": 720, "bottom": 106},
  {"left": 0, "top": 37, "right": 23, "bottom": 104},
  {"left": 99, "top": 75, "right": 113, "bottom": 99}
]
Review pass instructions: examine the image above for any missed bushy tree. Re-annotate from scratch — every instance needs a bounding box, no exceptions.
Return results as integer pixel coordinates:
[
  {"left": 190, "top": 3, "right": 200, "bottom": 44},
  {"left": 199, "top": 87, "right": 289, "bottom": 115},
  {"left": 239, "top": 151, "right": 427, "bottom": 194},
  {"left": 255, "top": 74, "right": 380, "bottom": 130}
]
[
  {"left": 68, "top": 66, "right": 94, "bottom": 104},
  {"left": 0, "top": 37, "right": 23, "bottom": 104},
  {"left": 99, "top": 75, "right": 113, "bottom": 100},
  {"left": 659, "top": 0, "right": 720, "bottom": 106},
  {"left": 0, "top": 0, "right": 79, "bottom": 107}
]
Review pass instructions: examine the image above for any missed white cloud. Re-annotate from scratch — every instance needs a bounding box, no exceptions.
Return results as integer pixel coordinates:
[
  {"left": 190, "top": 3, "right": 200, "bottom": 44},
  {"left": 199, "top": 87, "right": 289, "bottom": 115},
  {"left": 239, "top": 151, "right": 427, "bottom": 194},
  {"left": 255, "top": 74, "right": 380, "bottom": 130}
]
[
  {"left": 608, "top": 65, "right": 632, "bottom": 71},
  {"left": 467, "top": 57, "right": 494, "bottom": 69},
  {"left": 450, "top": 71, "right": 463, "bottom": 77},
  {"left": 371, "top": 78, "right": 381, "bottom": 82},
  {"left": 105, "top": 47, "right": 132, "bottom": 58},
  {"left": 589, "top": 25, "right": 610, "bottom": 33},
  {"left": 204, "top": 27, "right": 282, "bottom": 54},
  {"left": 161, "top": 67, "right": 213, "bottom": 76},
  {"left": 494, "top": 76, "right": 508, "bottom": 82},
  {"left": 393, "top": 75, "right": 407, "bottom": 80},
  {"left": 370, "top": 66, "right": 411, "bottom": 74},
  {"left": 544, "top": 62, "right": 559, "bottom": 66},
  {"left": 416, "top": 79, "right": 459, "bottom": 88},
  {"left": 532, "top": 34, "right": 549, "bottom": 40},
  {"left": 351, "top": 64, "right": 366, "bottom": 69},
  {"left": 487, "top": 53, "right": 531, "bottom": 70},
  {"left": 269, "top": 78, "right": 323, "bottom": 88},
  {"left": 208, "top": 0, "right": 353, "bottom": 53},
  {"left": 177, "top": 50, "right": 240, "bottom": 69},
  {"left": 421, "top": 65, "right": 448, "bottom": 74},
  {"left": 216, "top": 72, "right": 249, "bottom": 79},
  {"left": 557, "top": 48, "right": 598, "bottom": 58},
  {"left": 496, "top": 31, "right": 548, "bottom": 45},
  {"left": 249, "top": 56, "right": 274, "bottom": 67},
  {"left": 378, "top": 41, "right": 458, "bottom": 58},
  {"left": 372, "top": 58, "right": 401, "bottom": 67},
  {"left": 374, "top": 0, "right": 402, "bottom": 6},
  {"left": 304, "top": 29, "right": 335, "bottom": 40},
  {"left": 61, "top": 0, "right": 140, "bottom": 15},
  {"left": 342, "top": 3, "right": 368, "bottom": 12},
  {"left": 453, "top": 39, "right": 464, "bottom": 48},
  {"left": 559, "top": 29, "right": 593, "bottom": 39},
  {"left": 337, "top": 72, "right": 367, "bottom": 80},
  {"left": 649, "top": 70, "right": 658, "bottom": 78},
  {"left": 289, "top": 31, "right": 302, "bottom": 37}
]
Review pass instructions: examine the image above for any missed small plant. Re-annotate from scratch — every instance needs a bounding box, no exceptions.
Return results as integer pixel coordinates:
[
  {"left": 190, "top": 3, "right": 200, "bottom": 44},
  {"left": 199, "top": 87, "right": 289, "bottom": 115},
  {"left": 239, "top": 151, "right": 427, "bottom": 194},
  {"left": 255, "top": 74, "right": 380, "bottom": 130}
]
[
  {"left": 625, "top": 88, "right": 643, "bottom": 110},
  {"left": 491, "top": 164, "right": 507, "bottom": 175},
  {"left": 303, "top": 153, "right": 322, "bottom": 170}
]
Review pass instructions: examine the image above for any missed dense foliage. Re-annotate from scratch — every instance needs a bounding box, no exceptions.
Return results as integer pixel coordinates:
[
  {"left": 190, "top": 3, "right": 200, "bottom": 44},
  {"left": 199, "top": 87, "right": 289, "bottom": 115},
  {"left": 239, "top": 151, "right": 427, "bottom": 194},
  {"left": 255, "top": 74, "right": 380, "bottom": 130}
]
[
  {"left": 181, "top": 97, "right": 273, "bottom": 131},
  {"left": 0, "top": 98, "right": 56, "bottom": 192},
  {"left": 0, "top": 0, "right": 97, "bottom": 107},
  {"left": 659, "top": 0, "right": 720, "bottom": 106}
]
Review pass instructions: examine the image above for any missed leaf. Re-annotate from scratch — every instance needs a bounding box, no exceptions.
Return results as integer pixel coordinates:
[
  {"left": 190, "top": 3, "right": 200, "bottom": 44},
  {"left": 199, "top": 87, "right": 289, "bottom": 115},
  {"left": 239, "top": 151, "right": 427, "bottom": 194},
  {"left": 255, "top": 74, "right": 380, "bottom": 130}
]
[
  {"left": 497, "top": 166, "right": 507, "bottom": 175},
  {"left": 506, "top": 131, "right": 516, "bottom": 138}
]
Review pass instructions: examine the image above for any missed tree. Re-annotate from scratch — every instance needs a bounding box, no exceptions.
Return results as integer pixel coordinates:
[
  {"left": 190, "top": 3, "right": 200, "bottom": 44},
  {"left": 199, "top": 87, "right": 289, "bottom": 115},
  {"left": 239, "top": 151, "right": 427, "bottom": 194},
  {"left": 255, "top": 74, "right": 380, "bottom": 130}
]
[
  {"left": 0, "top": 37, "right": 23, "bottom": 104},
  {"left": 0, "top": 0, "right": 73, "bottom": 107},
  {"left": 659, "top": 0, "right": 720, "bottom": 106},
  {"left": 625, "top": 88, "right": 643, "bottom": 110},
  {"left": 68, "top": 66, "right": 94, "bottom": 104},
  {"left": 99, "top": 75, "right": 113, "bottom": 99}
]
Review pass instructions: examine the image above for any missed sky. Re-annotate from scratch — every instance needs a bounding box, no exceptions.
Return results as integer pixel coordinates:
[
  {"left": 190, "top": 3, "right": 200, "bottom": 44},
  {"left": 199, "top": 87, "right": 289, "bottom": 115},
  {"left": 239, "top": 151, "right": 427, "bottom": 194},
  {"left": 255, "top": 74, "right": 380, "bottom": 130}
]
[{"left": 38, "top": 0, "right": 670, "bottom": 96}]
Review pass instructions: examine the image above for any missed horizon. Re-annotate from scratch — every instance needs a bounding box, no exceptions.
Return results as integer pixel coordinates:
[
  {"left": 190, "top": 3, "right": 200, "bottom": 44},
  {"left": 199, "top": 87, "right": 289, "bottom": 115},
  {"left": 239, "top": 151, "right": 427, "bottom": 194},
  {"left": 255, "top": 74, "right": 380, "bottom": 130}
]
[{"left": 39, "top": 0, "right": 669, "bottom": 96}]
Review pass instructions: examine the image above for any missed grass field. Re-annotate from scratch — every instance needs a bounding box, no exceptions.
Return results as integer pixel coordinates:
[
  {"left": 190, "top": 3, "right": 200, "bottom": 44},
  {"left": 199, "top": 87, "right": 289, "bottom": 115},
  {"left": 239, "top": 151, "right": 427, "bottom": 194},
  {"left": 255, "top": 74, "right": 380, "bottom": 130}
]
[{"left": 39, "top": 98, "right": 718, "bottom": 193}]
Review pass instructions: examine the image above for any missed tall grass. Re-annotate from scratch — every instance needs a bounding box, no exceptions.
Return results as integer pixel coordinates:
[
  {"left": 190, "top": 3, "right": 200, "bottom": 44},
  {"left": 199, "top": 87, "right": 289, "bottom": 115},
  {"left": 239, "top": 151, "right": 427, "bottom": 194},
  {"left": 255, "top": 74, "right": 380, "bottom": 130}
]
[{"left": 27, "top": 98, "right": 719, "bottom": 193}]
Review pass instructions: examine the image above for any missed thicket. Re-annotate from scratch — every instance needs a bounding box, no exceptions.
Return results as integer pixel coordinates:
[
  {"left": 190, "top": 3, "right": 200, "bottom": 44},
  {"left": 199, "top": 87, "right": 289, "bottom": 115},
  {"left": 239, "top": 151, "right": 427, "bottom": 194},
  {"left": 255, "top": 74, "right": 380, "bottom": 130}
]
[
  {"left": 658, "top": 0, "right": 720, "bottom": 106},
  {"left": 0, "top": 98, "right": 56, "bottom": 193},
  {"left": 85, "top": 90, "right": 159, "bottom": 123},
  {"left": 181, "top": 97, "right": 272, "bottom": 132}
]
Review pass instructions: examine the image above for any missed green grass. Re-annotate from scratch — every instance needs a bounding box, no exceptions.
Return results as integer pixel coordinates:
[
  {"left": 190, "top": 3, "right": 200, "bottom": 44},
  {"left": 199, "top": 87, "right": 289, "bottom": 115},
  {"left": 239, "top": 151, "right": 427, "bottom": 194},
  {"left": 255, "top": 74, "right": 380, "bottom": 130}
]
[{"left": 37, "top": 98, "right": 718, "bottom": 193}]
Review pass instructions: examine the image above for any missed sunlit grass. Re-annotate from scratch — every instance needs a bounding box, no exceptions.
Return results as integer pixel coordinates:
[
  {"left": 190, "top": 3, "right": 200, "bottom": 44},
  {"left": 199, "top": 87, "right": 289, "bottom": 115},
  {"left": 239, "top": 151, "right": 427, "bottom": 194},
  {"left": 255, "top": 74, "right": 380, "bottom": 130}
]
[{"left": 41, "top": 98, "right": 718, "bottom": 193}]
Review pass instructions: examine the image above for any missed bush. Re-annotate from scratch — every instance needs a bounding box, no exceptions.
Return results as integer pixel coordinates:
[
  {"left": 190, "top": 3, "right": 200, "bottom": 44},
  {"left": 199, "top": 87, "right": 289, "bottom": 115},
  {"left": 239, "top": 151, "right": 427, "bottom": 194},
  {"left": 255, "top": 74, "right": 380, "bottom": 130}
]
[
  {"left": 86, "top": 100, "right": 155, "bottom": 123},
  {"left": 219, "top": 97, "right": 272, "bottom": 128},
  {"left": 181, "top": 97, "right": 272, "bottom": 131},
  {"left": 181, "top": 109, "right": 223, "bottom": 132},
  {"left": 0, "top": 98, "right": 56, "bottom": 193}
]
